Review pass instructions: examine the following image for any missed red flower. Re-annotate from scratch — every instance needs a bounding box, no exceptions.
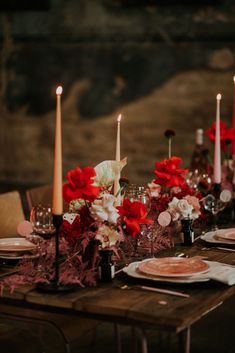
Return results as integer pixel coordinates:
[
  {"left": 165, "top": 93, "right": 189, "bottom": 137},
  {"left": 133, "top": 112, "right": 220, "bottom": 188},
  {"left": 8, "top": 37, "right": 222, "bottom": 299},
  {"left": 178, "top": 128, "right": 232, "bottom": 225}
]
[
  {"left": 117, "top": 199, "right": 153, "bottom": 238},
  {"left": 63, "top": 166, "right": 100, "bottom": 203},
  {"left": 206, "top": 120, "right": 235, "bottom": 152},
  {"left": 60, "top": 206, "right": 95, "bottom": 244},
  {"left": 154, "top": 156, "right": 188, "bottom": 188},
  {"left": 171, "top": 184, "right": 194, "bottom": 199}
]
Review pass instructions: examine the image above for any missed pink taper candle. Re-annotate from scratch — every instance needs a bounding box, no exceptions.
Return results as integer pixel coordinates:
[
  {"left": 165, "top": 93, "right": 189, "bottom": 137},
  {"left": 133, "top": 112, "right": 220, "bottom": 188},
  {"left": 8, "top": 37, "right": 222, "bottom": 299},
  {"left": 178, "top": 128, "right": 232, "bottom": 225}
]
[
  {"left": 214, "top": 93, "right": 222, "bottom": 184},
  {"left": 52, "top": 86, "right": 63, "bottom": 215},
  {"left": 231, "top": 77, "right": 235, "bottom": 155},
  {"left": 114, "top": 114, "right": 122, "bottom": 204}
]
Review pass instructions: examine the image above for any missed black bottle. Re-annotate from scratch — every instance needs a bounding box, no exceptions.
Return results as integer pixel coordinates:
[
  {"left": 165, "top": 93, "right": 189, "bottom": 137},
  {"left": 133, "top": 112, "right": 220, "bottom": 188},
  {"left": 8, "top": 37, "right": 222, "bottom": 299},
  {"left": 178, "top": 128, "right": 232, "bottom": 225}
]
[
  {"left": 181, "top": 219, "right": 194, "bottom": 246},
  {"left": 98, "top": 249, "right": 114, "bottom": 282}
]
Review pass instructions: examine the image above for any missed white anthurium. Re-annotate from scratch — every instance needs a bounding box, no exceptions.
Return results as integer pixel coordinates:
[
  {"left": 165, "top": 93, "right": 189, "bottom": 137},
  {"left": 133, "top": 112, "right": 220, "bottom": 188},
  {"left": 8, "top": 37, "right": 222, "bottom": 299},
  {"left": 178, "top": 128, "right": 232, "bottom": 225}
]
[
  {"left": 94, "top": 158, "right": 127, "bottom": 186},
  {"left": 90, "top": 193, "right": 119, "bottom": 224},
  {"left": 95, "top": 224, "right": 120, "bottom": 248}
]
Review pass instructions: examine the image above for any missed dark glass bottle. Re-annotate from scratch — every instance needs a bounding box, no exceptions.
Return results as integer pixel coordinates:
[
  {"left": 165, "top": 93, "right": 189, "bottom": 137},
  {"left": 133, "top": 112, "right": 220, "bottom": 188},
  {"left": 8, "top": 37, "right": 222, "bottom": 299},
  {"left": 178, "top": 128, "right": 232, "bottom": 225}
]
[
  {"left": 181, "top": 219, "right": 194, "bottom": 246},
  {"left": 190, "top": 129, "right": 210, "bottom": 174},
  {"left": 98, "top": 249, "right": 114, "bottom": 282}
]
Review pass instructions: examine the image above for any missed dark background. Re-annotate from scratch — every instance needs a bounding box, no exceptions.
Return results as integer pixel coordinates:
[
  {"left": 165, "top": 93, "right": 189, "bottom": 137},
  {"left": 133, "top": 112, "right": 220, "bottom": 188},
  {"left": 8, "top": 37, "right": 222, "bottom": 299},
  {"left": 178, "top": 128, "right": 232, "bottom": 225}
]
[{"left": 0, "top": 0, "right": 235, "bottom": 190}]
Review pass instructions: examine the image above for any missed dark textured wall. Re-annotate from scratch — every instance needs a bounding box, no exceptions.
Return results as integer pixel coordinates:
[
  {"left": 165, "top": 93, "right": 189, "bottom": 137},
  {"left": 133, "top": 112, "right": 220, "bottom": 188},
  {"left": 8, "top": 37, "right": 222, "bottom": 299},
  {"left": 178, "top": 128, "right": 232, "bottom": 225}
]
[{"left": 0, "top": 0, "right": 235, "bottom": 189}]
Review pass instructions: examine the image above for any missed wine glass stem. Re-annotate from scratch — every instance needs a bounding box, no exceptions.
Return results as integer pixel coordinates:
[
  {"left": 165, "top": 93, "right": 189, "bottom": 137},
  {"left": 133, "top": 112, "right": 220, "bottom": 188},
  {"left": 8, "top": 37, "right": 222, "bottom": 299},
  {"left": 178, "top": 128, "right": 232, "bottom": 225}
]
[
  {"left": 212, "top": 212, "right": 218, "bottom": 230},
  {"left": 150, "top": 238, "right": 154, "bottom": 257}
]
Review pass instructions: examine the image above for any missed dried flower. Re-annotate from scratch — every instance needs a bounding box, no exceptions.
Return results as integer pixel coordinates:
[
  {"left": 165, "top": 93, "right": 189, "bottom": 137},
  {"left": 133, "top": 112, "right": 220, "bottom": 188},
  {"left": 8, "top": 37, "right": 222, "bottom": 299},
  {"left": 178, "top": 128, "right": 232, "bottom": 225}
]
[{"left": 164, "top": 129, "right": 176, "bottom": 139}]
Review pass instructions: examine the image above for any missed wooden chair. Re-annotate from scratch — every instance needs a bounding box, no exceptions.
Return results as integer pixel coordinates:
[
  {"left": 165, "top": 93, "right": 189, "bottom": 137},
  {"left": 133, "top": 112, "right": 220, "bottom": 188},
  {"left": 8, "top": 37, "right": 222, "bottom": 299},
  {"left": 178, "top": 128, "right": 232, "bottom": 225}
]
[
  {"left": 0, "top": 190, "right": 25, "bottom": 237},
  {"left": 25, "top": 184, "right": 53, "bottom": 210},
  {"left": 0, "top": 303, "right": 99, "bottom": 353}
]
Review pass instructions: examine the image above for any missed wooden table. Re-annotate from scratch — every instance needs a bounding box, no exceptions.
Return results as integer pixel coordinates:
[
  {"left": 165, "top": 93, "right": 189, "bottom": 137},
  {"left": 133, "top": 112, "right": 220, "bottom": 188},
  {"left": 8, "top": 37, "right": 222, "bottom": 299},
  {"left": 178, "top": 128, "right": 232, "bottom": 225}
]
[{"left": 1, "top": 240, "right": 235, "bottom": 353}]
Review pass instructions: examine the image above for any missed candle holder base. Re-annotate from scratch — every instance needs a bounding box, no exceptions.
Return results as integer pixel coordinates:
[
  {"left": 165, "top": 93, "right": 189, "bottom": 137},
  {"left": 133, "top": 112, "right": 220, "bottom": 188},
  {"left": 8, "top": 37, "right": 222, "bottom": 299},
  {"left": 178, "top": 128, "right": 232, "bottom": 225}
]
[
  {"left": 36, "top": 214, "right": 76, "bottom": 293},
  {"left": 36, "top": 281, "right": 76, "bottom": 293}
]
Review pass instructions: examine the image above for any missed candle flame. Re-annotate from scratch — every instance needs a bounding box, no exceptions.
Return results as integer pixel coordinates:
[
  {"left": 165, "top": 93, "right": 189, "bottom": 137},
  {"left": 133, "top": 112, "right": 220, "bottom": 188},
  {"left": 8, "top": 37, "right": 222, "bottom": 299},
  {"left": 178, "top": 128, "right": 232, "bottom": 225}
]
[
  {"left": 117, "top": 114, "right": 122, "bottom": 123},
  {"left": 216, "top": 93, "right": 222, "bottom": 100},
  {"left": 233, "top": 76, "right": 235, "bottom": 83},
  {"left": 56, "top": 86, "right": 63, "bottom": 95}
]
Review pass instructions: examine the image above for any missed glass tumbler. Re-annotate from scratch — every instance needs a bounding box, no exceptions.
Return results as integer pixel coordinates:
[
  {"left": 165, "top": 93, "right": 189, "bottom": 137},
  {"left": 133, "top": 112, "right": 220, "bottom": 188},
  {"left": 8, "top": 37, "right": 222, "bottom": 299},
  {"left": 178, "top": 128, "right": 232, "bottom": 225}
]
[{"left": 30, "top": 205, "right": 55, "bottom": 236}]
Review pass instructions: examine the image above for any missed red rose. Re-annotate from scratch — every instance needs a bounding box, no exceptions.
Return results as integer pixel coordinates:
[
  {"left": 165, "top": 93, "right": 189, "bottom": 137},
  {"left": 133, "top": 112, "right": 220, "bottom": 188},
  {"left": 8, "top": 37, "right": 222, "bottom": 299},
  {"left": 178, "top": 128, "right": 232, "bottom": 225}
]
[
  {"left": 154, "top": 156, "right": 188, "bottom": 188},
  {"left": 117, "top": 199, "right": 153, "bottom": 238},
  {"left": 63, "top": 166, "right": 100, "bottom": 203},
  {"left": 206, "top": 120, "right": 235, "bottom": 152}
]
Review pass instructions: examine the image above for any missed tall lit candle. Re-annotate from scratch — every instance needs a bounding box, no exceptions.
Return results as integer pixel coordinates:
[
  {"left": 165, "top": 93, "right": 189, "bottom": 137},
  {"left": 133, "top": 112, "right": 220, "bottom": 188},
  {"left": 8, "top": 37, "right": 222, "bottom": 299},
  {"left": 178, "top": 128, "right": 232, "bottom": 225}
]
[
  {"left": 52, "top": 86, "right": 63, "bottom": 215},
  {"left": 231, "top": 77, "right": 235, "bottom": 155},
  {"left": 114, "top": 114, "right": 122, "bottom": 204},
  {"left": 214, "top": 93, "right": 222, "bottom": 184}
]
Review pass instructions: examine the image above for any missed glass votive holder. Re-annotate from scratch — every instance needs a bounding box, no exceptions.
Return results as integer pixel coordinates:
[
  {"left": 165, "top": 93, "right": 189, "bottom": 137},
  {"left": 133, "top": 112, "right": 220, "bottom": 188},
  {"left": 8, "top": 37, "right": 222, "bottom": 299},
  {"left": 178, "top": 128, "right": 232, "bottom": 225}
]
[{"left": 30, "top": 205, "right": 56, "bottom": 236}]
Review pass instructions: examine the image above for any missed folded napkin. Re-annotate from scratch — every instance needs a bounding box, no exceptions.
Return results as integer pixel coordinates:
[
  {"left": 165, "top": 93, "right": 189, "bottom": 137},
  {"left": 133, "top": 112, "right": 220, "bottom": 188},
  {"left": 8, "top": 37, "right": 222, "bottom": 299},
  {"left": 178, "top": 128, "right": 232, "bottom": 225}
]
[{"left": 198, "top": 261, "right": 235, "bottom": 285}]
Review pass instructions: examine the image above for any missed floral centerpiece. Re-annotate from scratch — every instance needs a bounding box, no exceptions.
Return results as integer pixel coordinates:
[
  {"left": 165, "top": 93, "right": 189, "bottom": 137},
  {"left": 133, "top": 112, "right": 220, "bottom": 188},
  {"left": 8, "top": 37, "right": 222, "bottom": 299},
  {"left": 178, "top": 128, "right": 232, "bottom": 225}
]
[{"left": 148, "top": 156, "right": 202, "bottom": 242}]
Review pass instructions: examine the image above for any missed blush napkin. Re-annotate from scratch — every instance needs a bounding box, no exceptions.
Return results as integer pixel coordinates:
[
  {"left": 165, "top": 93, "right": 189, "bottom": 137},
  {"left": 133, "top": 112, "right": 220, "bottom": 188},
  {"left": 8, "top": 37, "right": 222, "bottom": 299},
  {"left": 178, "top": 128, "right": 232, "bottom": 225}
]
[{"left": 196, "top": 261, "right": 235, "bottom": 285}]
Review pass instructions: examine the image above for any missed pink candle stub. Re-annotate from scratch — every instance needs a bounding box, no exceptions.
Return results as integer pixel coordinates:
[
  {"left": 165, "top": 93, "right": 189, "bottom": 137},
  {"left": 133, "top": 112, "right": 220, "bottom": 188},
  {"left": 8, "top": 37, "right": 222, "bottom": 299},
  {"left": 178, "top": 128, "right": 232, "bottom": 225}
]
[
  {"left": 17, "top": 220, "right": 33, "bottom": 237},
  {"left": 158, "top": 211, "right": 171, "bottom": 227}
]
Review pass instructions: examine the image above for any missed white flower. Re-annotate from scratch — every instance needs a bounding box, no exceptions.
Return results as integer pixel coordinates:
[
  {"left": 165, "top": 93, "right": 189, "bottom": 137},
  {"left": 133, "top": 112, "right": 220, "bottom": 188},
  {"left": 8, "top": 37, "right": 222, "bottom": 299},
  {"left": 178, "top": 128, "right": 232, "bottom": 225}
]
[
  {"left": 147, "top": 181, "right": 161, "bottom": 197},
  {"left": 90, "top": 193, "right": 119, "bottom": 224},
  {"left": 168, "top": 197, "right": 194, "bottom": 220},
  {"left": 177, "top": 199, "right": 193, "bottom": 219},
  {"left": 95, "top": 224, "right": 120, "bottom": 248},
  {"left": 168, "top": 197, "right": 181, "bottom": 221},
  {"left": 184, "top": 195, "right": 201, "bottom": 220}
]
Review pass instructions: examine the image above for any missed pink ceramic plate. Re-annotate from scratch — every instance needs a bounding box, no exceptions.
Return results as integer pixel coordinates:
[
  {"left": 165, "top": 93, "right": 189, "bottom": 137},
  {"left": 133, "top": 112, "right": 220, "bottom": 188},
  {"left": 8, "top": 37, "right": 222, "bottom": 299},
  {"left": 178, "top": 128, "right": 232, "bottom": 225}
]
[
  {"left": 137, "top": 257, "right": 209, "bottom": 278},
  {"left": 215, "top": 229, "right": 235, "bottom": 242}
]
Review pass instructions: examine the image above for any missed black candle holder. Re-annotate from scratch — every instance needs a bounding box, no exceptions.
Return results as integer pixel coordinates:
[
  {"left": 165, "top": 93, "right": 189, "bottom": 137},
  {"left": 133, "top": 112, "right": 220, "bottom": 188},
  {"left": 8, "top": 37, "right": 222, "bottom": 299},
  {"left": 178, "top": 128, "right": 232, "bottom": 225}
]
[{"left": 37, "top": 214, "right": 75, "bottom": 293}]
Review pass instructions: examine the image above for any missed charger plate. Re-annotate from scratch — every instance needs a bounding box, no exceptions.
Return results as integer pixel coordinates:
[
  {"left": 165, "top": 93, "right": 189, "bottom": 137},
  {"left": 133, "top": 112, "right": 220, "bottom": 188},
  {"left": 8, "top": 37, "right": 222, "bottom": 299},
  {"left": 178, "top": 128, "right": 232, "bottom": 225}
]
[{"left": 137, "top": 257, "right": 209, "bottom": 278}]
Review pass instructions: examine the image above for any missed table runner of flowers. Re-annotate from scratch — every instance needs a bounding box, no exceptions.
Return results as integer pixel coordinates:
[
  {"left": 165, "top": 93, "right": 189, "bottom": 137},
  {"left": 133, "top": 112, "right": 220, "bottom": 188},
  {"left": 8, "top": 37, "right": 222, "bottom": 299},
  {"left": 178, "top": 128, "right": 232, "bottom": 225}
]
[
  {"left": 0, "top": 153, "right": 205, "bottom": 294},
  {"left": 1, "top": 120, "right": 235, "bottom": 293}
]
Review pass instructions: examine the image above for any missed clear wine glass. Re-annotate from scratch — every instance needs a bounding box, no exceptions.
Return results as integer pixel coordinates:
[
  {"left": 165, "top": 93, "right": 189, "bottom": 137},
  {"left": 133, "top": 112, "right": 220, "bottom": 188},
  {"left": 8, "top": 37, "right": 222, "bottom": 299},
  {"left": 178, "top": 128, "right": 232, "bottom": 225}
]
[
  {"left": 145, "top": 222, "right": 162, "bottom": 258},
  {"left": 186, "top": 170, "right": 212, "bottom": 193},
  {"left": 202, "top": 194, "right": 226, "bottom": 231},
  {"left": 124, "top": 184, "right": 152, "bottom": 256}
]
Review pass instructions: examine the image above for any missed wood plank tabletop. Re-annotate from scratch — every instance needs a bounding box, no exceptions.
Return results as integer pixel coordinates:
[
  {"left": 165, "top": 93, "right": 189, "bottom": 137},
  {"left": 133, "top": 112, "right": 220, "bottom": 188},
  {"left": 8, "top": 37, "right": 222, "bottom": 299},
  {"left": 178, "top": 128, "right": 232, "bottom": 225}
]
[{"left": 1, "top": 239, "right": 235, "bottom": 333}]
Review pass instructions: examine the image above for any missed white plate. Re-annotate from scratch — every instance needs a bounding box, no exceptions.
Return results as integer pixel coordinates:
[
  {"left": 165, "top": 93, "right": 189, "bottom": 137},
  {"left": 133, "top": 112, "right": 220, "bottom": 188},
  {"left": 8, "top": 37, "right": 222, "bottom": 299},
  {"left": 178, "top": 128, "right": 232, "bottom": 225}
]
[
  {"left": 0, "top": 252, "right": 40, "bottom": 260},
  {"left": 0, "top": 238, "right": 36, "bottom": 252},
  {"left": 201, "top": 230, "right": 235, "bottom": 245},
  {"left": 123, "top": 261, "right": 210, "bottom": 283}
]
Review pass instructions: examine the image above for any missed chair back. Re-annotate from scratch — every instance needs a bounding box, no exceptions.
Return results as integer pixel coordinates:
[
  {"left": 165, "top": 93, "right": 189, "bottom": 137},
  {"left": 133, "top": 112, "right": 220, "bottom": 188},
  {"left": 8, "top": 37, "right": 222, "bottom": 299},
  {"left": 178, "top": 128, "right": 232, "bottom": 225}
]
[
  {"left": 26, "top": 184, "right": 68, "bottom": 212},
  {"left": 26, "top": 184, "right": 53, "bottom": 210},
  {"left": 0, "top": 190, "right": 25, "bottom": 237}
]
